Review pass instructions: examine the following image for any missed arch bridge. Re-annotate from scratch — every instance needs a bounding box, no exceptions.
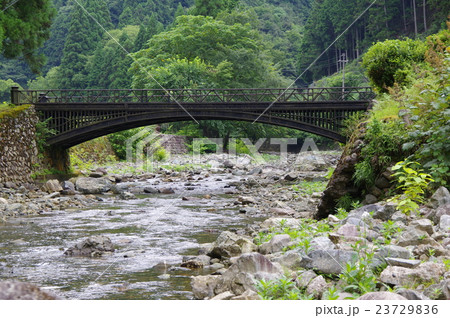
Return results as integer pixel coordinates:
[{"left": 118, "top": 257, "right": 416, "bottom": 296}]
[{"left": 11, "top": 86, "right": 375, "bottom": 148}]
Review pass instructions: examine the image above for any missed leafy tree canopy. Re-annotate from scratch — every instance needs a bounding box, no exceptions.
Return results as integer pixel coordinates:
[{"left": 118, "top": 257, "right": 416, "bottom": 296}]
[{"left": 130, "top": 15, "right": 288, "bottom": 89}]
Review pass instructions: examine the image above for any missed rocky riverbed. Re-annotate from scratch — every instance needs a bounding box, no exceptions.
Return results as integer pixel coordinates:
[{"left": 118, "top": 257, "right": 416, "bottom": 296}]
[{"left": 0, "top": 152, "right": 449, "bottom": 300}]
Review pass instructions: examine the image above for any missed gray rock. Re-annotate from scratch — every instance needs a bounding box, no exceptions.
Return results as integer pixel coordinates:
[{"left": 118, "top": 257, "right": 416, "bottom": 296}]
[
  {"left": 75, "top": 177, "right": 112, "bottom": 194},
  {"left": 272, "top": 249, "right": 303, "bottom": 269},
  {"left": 346, "top": 203, "right": 395, "bottom": 222},
  {"left": 385, "top": 258, "right": 421, "bottom": 268},
  {"left": 306, "top": 275, "right": 329, "bottom": 298},
  {"left": 357, "top": 292, "right": 407, "bottom": 300},
  {"left": 396, "top": 289, "right": 430, "bottom": 300},
  {"left": 89, "top": 172, "right": 103, "bottom": 178},
  {"left": 395, "top": 226, "right": 434, "bottom": 247},
  {"left": 238, "top": 196, "right": 257, "bottom": 205},
  {"left": 429, "top": 186, "right": 450, "bottom": 209},
  {"left": 301, "top": 250, "right": 358, "bottom": 274},
  {"left": 375, "top": 177, "right": 391, "bottom": 189},
  {"left": 208, "top": 231, "right": 256, "bottom": 259},
  {"left": 380, "top": 262, "right": 446, "bottom": 286},
  {"left": 191, "top": 275, "right": 218, "bottom": 299},
  {"left": 230, "top": 289, "right": 260, "bottom": 300},
  {"left": 61, "top": 180, "right": 75, "bottom": 191},
  {"left": 284, "top": 172, "right": 299, "bottom": 181},
  {"left": 296, "top": 270, "right": 317, "bottom": 289},
  {"left": 211, "top": 291, "right": 235, "bottom": 300},
  {"left": 259, "top": 234, "right": 291, "bottom": 255},
  {"left": 410, "top": 219, "right": 434, "bottom": 235},
  {"left": 439, "top": 215, "right": 450, "bottom": 232},
  {"left": 0, "top": 281, "right": 59, "bottom": 300},
  {"left": 119, "top": 191, "right": 137, "bottom": 200},
  {"left": 336, "top": 223, "right": 361, "bottom": 238},
  {"left": 181, "top": 255, "right": 211, "bottom": 269},
  {"left": 364, "top": 194, "right": 378, "bottom": 204},
  {"left": 376, "top": 245, "right": 412, "bottom": 260},
  {"left": 143, "top": 187, "right": 159, "bottom": 194},
  {"left": 214, "top": 253, "right": 283, "bottom": 296},
  {"left": 43, "top": 179, "right": 63, "bottom": 193},
  {"left": 159, "top": 188, "right": 175, "bottom": 194},
  {"left": 345, "top": 217, "right": 368, "bottom": 228},
  {"left": 64, "top": 235, "right": 115, "bottom": 257},
  {"left": 310, "top": 237, "right": 336, "bottom": 251},
  {"left": 5, "top": 203, "right": 25, "bottom": 215}
]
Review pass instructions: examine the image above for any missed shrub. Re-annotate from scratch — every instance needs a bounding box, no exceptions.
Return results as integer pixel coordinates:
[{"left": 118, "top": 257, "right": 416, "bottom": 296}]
[{"left": 362, "top": 38, "right": 427, "bottom": 93}]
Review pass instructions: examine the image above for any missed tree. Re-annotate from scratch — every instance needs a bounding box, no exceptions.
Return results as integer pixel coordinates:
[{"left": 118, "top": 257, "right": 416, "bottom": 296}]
[
  {"left": 58, "top": 0, "right": 112, "bottom": 88},
  {"left": 130, "top": 15, "right": 288, "bottom": 89},
  {"left": 0, "top": 0, "right": 56, "bottom": 73}
]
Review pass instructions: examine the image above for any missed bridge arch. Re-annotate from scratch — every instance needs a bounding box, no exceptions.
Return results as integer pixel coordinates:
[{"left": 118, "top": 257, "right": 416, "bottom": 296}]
[{"left": 47, "top": 109, "right": 348, "bottom": 148}]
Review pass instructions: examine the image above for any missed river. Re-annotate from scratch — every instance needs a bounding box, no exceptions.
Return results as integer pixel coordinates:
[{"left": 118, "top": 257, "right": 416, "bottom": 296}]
[{"left": 0, "top": 172, "right": 263, "bottom": 299}]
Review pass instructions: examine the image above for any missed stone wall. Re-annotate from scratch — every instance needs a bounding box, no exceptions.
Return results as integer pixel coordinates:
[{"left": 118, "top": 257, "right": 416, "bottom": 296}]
[{"left": 0, "top": 106, "right": 39, "bottom": 185}]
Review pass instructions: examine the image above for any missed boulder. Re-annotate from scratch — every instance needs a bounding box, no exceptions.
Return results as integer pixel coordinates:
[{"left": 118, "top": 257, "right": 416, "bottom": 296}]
[
  {"left": 410, "top": 219, "right": 434, "bottom": 235},
  {"left": 181, "top": 255, "right": 211, "bottom": 269},
  {"left": 439, "top": 215, "right": 450, "bottom": 232},
  {"left": 214, "top": 253, "right": 283, "bottom": 296},
  {"left": 144, "top": 187, "right": 159, "bottom": 194},
  {"left": 376, "top": 245, "right": 412, "bottom": 260},
  {"left": 159, "top": 188, "right": 175, "bottom": 194},
  {"left": 208, "top": 231, "right": 256, "bottom": 259},
  {"left": 296, "top": 270, "right": 317, "bottom": 289},
  {"left": 357, "top": 292, "right": 407, "bottom": 300},
  {"left": 191, "top": 275, "right": 218, "bottom": 299},
  {"left": 259, "top": 234, "right": 291, "bottom": 255},
  {"left": 396, "top": 289, "right": 430, "bottom": 300},
  {"left": 310, "top": 237, "right": 336, "bottom": 251},
  {"left": 64, "top": 235, "right": 115, "bottom": 257},
  {"left": 211, "top": 291, "right": 235, "bottom": 300},
  {"left": 395, "top": 226, "right": 435, "bottom": 247},
  {"left": 385, "top": 258, "right": 421, "bottom": 268},
  {"left": 0, "top": 281, "right": 59, "bottom": 300},
  {"left": 300, "top": 250, "right": 358, "bottom": 274},
  {"left": 336, "top": 224, "right": 361, "bottom": 238},
  {"left": 42, "top": 179, "right": 63, "bottom": 193},
  {"left": 306, "top": 276, "right": 329, "bottom": 298},
  {"left": 75, "top": 177, "right": 112, "bottom": 194},
  {"left": 272, "top": 249, "right": 303, "bottom": 269},
  {"left": 380, "top": 262, "right": 446, "bottom": 286},
  {"left": 230, "top": 289, "right": 260, "bottom": 300},
  {"left": 429, "top": 186, "right": 450, "bottom": 209}
]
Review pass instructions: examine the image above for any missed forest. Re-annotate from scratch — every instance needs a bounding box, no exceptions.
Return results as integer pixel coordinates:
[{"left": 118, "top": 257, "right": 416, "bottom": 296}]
[{"left": 1, "top": 0, "right": 449, "bottom": 143}]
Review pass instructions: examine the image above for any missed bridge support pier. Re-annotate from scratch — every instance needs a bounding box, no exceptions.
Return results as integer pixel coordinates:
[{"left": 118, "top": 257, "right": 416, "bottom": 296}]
[{"left": 45, "top": 146, "right": 70, "bottom": 173}]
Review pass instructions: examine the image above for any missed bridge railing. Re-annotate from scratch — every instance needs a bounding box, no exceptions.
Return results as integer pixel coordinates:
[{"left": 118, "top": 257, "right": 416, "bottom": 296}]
[{"left": 11, "top": 87, "right": 375, "bottom": 105}]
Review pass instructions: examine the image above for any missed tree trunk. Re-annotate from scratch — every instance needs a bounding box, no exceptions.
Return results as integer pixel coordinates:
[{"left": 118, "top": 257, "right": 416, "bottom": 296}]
[
  {"left": 402, "top": 0, "right": 407, "bottom": 31},
  {"left": 413, "top": 0, "right": 418, "bottom": 36},
  {"left": 423, "top": 0, "right": 427, "bottom": 32}
]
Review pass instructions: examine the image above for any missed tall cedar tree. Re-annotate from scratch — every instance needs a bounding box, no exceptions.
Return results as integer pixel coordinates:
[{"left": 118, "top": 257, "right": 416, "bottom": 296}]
[{"left": 0, "top": 0, "right": 56, "bottom": 73}]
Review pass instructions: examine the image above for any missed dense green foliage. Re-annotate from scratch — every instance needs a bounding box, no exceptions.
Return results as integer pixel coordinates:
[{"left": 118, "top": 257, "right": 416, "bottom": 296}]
[
  {"left": 351, "top": 26, "right": 449, "bottom": 196},
  {"left": 0, "top": 0, "right": 55, "bottom": 72}
]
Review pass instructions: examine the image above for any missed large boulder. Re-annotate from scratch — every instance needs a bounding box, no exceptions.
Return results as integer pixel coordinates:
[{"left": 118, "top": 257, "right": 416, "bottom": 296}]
[
  {"left": 75, "top": 177, "right": 112, "bottom": 194},
  {"left": 42, "top": 180, "right": 63, "bottom": 193},
  {"left": 439, "top": 215, "right": 450, "bottom": 232},
  {"left": 208, "top": 231, "right": 256, "bottom": 259},
  {"left": 380, "top": 262, "right": 446, "bottom": 286},
  {"left": 394, "top": 226, "right": 435, "bottom": 247},
  {"left": 64, "top": 236, "right": 115, "bottom": 257},
  {"left": 191, "top": 275, "right": 219, "bottom": 300},
  {"left": 259, "top": 234, "right": 291, "bottom": 255},
  {"left": 300, "top": 250, "right": 358, "bottom": 274},
  {"left": 214, "top": 253, "right": 283, "bottom": 296},
  {"left": 429, "top": 186, "right": 450, "bottom": 209},
  {"left": 0, "top": 281, "right": 59, "bottom": 300},
  {"left": 259, "top": 218, "right": 301, "bottom": 230}
]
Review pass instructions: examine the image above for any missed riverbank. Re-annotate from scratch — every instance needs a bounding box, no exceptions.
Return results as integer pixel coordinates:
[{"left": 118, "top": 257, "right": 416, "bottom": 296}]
[{"left": 0, "top": 152, "right": 448, "bottom": 300}]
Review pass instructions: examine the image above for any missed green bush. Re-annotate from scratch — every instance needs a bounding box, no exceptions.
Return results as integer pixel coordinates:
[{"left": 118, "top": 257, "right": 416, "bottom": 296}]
[
  {"left": 362, "top": 38, "right": 427, "bottom": 93},
  {"left": 353, "top": 119, "right": 405, "bottom": 190}
]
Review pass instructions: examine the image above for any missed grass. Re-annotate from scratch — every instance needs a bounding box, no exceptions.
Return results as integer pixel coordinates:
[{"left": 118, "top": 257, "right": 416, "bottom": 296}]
[{"left": 292, "top": 181, "right": 327, "bottom": 195}]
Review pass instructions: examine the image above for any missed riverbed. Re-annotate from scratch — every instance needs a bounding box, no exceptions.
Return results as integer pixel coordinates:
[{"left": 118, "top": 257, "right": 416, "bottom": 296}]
[{"left": 0, "top": 172, "right": 264, "bottom": 299}]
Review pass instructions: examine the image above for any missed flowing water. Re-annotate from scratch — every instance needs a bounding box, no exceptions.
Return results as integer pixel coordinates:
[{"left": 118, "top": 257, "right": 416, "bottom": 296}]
[{"left": 0, "top": 173, "right": 262, "bottom": 299}]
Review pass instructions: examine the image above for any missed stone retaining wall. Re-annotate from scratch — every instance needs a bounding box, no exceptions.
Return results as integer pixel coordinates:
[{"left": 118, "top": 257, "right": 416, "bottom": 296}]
[{"left": 0, "top": 105, "right": 39, "bottom": 185}]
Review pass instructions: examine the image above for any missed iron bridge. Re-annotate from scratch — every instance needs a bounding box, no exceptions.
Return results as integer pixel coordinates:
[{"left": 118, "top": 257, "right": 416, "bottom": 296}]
[{"left": 11, "top": 87, "right": 375, "bottom": 148}]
